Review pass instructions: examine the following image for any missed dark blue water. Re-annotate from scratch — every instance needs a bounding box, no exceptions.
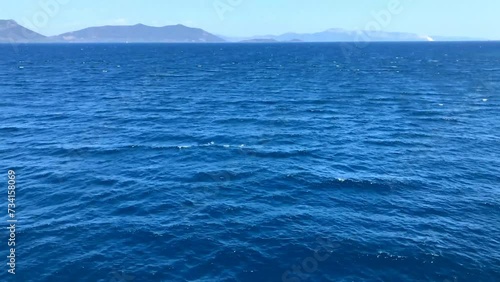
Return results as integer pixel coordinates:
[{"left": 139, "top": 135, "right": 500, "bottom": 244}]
[{"left": 1, "top": 43, "right": 499, "bottom": 282}]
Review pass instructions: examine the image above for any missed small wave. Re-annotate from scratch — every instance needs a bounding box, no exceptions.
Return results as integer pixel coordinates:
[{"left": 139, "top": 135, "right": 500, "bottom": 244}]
[
  {"left": 0, "top": 126, "right": 22, "bottom": 132},
  {"left": 235, "top": 148, "right": 315, "bottom": 159},
  {"left": 324, "top": 177, "right": 399, "bottom": 192},
  {"left": 364, "top": 139, "right": 433, "bottom": 148},
  {"left": 188, "top": 170, "right": 251, "bottom": 183},
  {"left": 201, "top": 141, "right": 216, "bottom": 147},
  {"left": 276, "top": 173, "right": 415, "bottom": 193},
  {"left": 177, "top": 145, "right": 192, "bottom": 149}
]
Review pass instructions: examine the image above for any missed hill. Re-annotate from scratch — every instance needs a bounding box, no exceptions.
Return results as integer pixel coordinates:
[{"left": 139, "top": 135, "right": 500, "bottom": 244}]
[
  {"left": 53, "top": 24, "right": 225, "bottom": 43},
  {"left": 0, "top": 20, "right": 46, "bottom": 43}
]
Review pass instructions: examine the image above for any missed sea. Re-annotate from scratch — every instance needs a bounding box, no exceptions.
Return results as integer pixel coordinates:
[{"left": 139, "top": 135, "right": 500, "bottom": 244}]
[{"left": 0, "top": 42, "right": 499, "bottom": 282}]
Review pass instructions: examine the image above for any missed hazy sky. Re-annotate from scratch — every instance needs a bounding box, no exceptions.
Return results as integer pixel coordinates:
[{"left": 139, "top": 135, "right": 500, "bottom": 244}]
[{"left": 1, "top": 0, "right": 499, "bottom": 39}]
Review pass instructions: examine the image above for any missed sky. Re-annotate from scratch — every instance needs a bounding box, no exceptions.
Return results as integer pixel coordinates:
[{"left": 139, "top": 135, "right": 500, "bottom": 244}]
[{"left": 1, "top": 0, "right": 499, "bottom": 39}]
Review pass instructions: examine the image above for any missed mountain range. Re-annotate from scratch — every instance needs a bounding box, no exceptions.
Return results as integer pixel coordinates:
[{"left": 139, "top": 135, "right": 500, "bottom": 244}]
[
  {"left": 0, "top": 20, "right": 46, "bottom": 42},
  {"left": 225, "top": 28, "right": 436, "bottom": 42},
  {"left": 0, "top": 20, "right": 487, "bottom": 43},
  {"left": 54, "top": 23, "right": 223, "bottom": 43}
]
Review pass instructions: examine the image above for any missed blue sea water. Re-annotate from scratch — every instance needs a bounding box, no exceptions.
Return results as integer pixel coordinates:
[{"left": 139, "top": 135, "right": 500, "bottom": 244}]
[{"left": 0, "top": 42, "right": 499, "bottom": 282}]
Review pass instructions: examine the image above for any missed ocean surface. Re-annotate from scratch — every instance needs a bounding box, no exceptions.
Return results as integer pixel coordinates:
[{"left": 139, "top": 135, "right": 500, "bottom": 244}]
[{"left": 1, "top": 42, "right": 499, "bottom": 282}]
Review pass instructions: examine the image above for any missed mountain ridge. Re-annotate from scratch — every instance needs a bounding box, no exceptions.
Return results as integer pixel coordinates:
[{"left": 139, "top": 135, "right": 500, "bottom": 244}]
[
  {"left": 0, "top": 20, "right": 491, "bottom": 43},
  {"left": 0, "top": 19, "right": 46, "bottom": 43},
  {"left": 234, "top": 28, "right": 435, "bottom": 42},
  {"left": 53, "top": 23, "right": 225, "bottom": 43}
]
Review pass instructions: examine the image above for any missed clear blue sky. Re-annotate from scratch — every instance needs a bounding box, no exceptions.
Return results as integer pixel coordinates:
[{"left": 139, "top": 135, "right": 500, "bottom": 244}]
[{"left": 1, "top": 0, "right": 499, "bottom": 39}]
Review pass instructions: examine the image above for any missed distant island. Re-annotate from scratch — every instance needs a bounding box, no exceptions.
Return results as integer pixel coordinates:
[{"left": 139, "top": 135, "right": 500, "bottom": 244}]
[
  {"left": 0, "top": 20, "right": 224, "bottom": 43},
  {"left": 0, "top": 19, "right": 487, "bottom": 43},
  {"left": 240, "top": 38, "right": 304, "bottom": 43},
  {"left": 55, "top": 23, "right": 224, "bottom": 43},
  {"left": 240, "top": 38, "right": 280, "bottom": 43},
  {"left": 0, "top": 20, "right": 46, "bottom": 42}
]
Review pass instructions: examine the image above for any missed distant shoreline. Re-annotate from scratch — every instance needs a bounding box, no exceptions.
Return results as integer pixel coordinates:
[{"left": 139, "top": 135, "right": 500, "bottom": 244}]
[{"left": 1, "top": 20, "right": 491, "bottom": 45}]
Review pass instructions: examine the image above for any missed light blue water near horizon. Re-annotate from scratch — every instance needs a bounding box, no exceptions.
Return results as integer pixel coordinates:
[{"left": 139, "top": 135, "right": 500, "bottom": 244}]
[{"left": 0, "top": 42, "right": 499, "bottom": 282}]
